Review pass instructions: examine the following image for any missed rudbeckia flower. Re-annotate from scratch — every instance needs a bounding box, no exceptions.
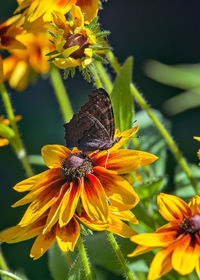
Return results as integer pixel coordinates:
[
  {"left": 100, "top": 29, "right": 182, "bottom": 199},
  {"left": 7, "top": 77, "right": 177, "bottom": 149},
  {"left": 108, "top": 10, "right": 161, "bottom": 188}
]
[
  {"left": 49, "top": 5, "right": 108, "bottom": 72},
  {"left": 194, "top": 137, "right": 200, "bottom": 166},
  {"left": 2, "top": 32, "right": 52, "bottom": 91},
  {"left": 129, "top": 193, "right": 200, "bottom": 280},
  {"left": 0, "top": 127, "right": 157, "bottom": 259},
  {"left": 15, "top": 0, "right": 98, "bottom": 23},
  {"left": 0, "top": 115, "right": 22, "bottom": 147},
  {"left": 0, "top": 15, "right": 25, "bottom": 50}
]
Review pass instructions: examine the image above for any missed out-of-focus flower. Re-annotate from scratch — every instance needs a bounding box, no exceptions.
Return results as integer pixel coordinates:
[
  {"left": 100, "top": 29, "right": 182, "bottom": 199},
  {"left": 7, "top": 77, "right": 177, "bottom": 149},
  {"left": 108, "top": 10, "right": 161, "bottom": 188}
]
[
  {"left": 129, "top": 193, "right": 200, "bottom": 280},
  {"left": 3, "top": 32, "right": 53, "bottom": 91},
  {"left": 48, "top": 5, "right": 108, "bottom": 73},
  {"left": 194, "top": 137, "right": 200, "bottom": 166},
  {"left": 0, "top": 127, "right": 157, "bottom": 259},
  {"left": 0, "top": 115, "right": 22, "bottom": 147},
  {"left": 15, "top": 0, "right": 98, "bottom": 23},
  {"left": 0, "top": 15, "right": 25, "bottom": 50}
]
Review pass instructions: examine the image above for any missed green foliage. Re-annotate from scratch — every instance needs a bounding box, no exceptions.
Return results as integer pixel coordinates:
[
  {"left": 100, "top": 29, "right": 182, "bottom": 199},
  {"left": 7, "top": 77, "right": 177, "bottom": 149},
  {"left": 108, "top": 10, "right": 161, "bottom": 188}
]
[
  {"left": 111, "top": 57, "right": 133, "bottom": 132},
  {"left": 0, "top": 124, "right": 15, "bottom": 139}
]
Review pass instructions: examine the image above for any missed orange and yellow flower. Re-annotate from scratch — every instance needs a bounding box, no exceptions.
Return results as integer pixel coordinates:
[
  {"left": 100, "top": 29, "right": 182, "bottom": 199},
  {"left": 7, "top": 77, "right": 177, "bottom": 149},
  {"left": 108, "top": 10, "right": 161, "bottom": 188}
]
[
  {"left": 0, "top": 15, "right": 25, "bottom": 50},
  {"left": 194, "top": 137, "right": 200, "bottom": 166},
  {"left": 2, "top": 31, "right": 52, "bottom": 91},
  {"left": 0, "top": 115, "right": 22, "bottom": 147},
  {"left": 50, "top": 5, "right": 107, "bottom": 70},
  {"left": 129, "top": 193, "right": 200, "bottom": 280},
  {"left": 0, "top": 127, "right": 157, "bottom": 259},
  {"left": 15, "top": 0, "right": 99, "bottom": 23}
]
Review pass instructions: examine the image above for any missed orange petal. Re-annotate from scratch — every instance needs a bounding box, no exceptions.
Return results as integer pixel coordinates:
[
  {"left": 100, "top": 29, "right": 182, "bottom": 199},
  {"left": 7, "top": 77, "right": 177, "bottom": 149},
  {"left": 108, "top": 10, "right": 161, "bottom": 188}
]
[
  {"left": 94, "top": 166, "right": 139, "bottom": 210},
  {"left": 148, "top": 247, "right": 173, "bottom": 280},
  {"left": 0, "top": 138, "right": 9, "bottom": 146},
  {"left": 172, "top": 234, "right": 199, "bottom": 275},
  {"left": 56, "top": 218, "right": 80, "bottom": 252},
  {"left": 130, "top": 231, "right": 177, "bottom": 247},
  {"left": 77, "top": 213, "right": 108, "bottom": 231},
  {"left": 41, "top": 145, "right": 71, "bottom": 168},
  {"left": 157, "top": 193, "right": 192, "bottom": 221},
  {"left": 71, "top": 4, "right": 84, "bottom": 26},
  {"left": 109, "top": 208, "right": 138, "bottom": 224},
  {"left": 128, "top": 245, "right": 155, "bottom": 258},
  {"left": 59, "top": 179, "right": 81, "bottom": 227},
  {"left": 81, "top": 174, "right": 108, "bottom": 222},
  {"left": 30, "top": 229, "right": 56, "bottom": 260},
  {"left": 13, "top": 168, "right": 61, "bottom": 192},
  {"left": 108, "top": 216, "right": 136, "bottom": 238},
  {"left": 196, "top": 258, "right": 200, "bottom": 279},
  {"left": 76, "top": 0, "right": 99, "bottom": 22},
  {"left": 110, "top": 126, "right": 139, "bottom": 151},
  {"left": 188, "top": 195, "right": 200, "bottom": 215},
  {"left": 93, "top": 149, "right": 158, "bottom": 174}
]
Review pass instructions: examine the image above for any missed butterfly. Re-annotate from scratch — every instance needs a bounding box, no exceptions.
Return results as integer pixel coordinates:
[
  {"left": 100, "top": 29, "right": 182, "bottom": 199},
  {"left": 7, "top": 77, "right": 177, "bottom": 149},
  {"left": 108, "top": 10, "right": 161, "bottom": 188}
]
[{"left": 64, "top": 88, "right": 121, "bottom": 153}]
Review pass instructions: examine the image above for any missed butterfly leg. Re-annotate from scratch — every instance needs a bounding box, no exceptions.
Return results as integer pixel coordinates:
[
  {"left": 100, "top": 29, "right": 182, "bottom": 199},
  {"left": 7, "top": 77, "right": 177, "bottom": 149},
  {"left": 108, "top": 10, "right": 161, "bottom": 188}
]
[{"left": 104, "top": 150, "right": 110, "bottom": 169}]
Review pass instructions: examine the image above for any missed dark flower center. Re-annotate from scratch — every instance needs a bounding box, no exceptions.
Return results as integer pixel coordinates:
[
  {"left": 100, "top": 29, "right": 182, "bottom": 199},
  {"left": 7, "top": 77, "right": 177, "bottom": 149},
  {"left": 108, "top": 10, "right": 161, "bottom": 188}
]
[
  {"left": 64, "top": 34, "right": 89, "bottom": 59},
  {"left": 180, "top": 215, "right": 200, "bottom": 242},
  {"left": 62, "top": 153, "right": 93, "bottom": 182}
]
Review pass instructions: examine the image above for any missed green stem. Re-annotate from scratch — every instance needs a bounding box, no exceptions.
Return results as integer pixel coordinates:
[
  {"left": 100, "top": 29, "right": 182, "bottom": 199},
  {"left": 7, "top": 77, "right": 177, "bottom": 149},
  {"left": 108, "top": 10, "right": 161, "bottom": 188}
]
[
  {"left": 89, "top": 64, "right": 103, "bottom": 89},
  {"left": 94, "top": 61, "right": 113, "bottom": 93},
  {"left": 106, "top": 232, "right": 136, "bottom": 280},
  {"left": 50, "top": 65, "right": 73, "bottom": 123},
  {"left": 106, "top": 50, "right": 199, "bottom": 195},
  {"left": 0, "top": 251, "right": 9, "bottom": 280},
  {"left": 0, "top": 82, "right": 33, "bottom": 177},
  {"left": 77, "top": 237, "right": 94, "bottom": 280},
  {"left": 0, "top": 270, "right": 22, "bottom": 280}
]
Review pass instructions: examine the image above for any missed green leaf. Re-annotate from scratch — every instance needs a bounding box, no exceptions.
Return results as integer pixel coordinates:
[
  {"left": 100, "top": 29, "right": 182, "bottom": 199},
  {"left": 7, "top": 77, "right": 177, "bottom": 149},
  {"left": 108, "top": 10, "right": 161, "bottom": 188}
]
[
  {"left": 48, "top": 243, "right": 69, "bottom": 280},
  {"left": 134, "top": 109, "right": 170, "bottom": 177},
  {"left": 67, "top": 257, "right": 83, "bottom": 280},
  {"left": 128, "top": 260, "right": 149, "bottom": 273},
  {"left": 111, "top": 57, "right": 133, "bottom": 132},
  {"left": 175, "top": 164, "right": 200, "bottom": 199}
]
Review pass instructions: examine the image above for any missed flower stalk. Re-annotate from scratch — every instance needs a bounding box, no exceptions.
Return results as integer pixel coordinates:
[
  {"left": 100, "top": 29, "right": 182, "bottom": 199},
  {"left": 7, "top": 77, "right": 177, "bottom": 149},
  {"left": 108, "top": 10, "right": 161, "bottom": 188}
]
[
  {"left": 0, "top": 82, "right": 33, "bottom": 177},
  {"left": 106, "top": 50, "right": 199, "bottom": 194},
  {"left": 94, "top": 61, "right": 113, "bottom": 94},
  {"left": 50, "top": 65, "right": 73, "bottom": 123},
  {"left": 77, "top": 237, "right": 94, "bottom": 280},
  {"left": 106, "top": 231, "right": 136, "bottom": 280}
]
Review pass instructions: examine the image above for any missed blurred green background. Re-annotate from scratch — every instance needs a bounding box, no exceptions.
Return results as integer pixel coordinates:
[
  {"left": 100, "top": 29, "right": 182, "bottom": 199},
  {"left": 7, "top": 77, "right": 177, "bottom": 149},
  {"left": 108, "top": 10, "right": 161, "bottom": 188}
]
[{"left": 0, "top": 0, "right": 200, "bottom": 279}]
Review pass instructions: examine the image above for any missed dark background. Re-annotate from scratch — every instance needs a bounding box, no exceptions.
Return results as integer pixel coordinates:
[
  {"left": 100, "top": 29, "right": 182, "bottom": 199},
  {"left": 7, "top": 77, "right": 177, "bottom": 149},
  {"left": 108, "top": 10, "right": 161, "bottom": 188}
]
[{"left": 0, "top": 0, "right": 200, "bottom": 279}]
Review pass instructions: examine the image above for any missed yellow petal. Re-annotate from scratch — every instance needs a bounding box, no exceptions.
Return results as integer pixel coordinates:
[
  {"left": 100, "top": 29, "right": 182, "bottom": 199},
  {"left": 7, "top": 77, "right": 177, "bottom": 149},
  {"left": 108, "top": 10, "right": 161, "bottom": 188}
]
[
  {"left": 157, "top": 193, "right": 192, "bottom": 221},
  {"left": 59, "top": 179, "right": 81, "bottom": 227},
  {"left": 109, "top": 208, "right": 138, "bottom": 224},
  {"left": 130, "top": 231, "right": 177, "bottom": 247},
  {"left": 77, "top": 214, "right": 108, "bottom": 231},
  {"left": 94, "top": 166, "right": 139, "bottom": 210},
  {"left": 172, "top": 234, "right": 199, "bottom": 275},
  {"left": 56, "top": 218, "right": 80, "bottom": 252},
  {"left": 108, "top": 216, "right": 136, "bottom": 238},
  {"left": 189, "top": 195, "right": 200, "bottom": 215},
  {"left": 194, "top": 137, "right": 200, "bottom": 142},
  {"left": 93, "top": 149, "right": 158, "bottom": 174},
  {"left": 196, "top": 258, "right": 200, "bottom": 279},
  {"left": 128, "top": 245, "right": 155, "bottom": 258},
  {"left": 53, "top": 57, "right": 81, "bottom": 69},
  {"left": 76, "top": 0, "right": 99, "bottom": 23},
  {"left": 71, "top": 4, "right": 84, "bottom": 27},
  {"left": 148, "top": 247, "right": 173, "bottom": 280},
  {"left": 62, "top": 46, "right": 80, "bottom": 58},
  {"left": 30, "top": 229, "right": 56, "bottom": 260},
  {"left": 0, "top": 55, "right": 3, "bottom": 82},
  {"left": 81, "top": 174, "right": 108, "bottom": 222},
  {"left": 0, "top": 138, "right": 9, "bottom": 146},
  {"left": 111, "top": 126, "right": 139, "bottom": 151},
  {"left": 41, "top": 144, "right": 71, "bottom": 168}
]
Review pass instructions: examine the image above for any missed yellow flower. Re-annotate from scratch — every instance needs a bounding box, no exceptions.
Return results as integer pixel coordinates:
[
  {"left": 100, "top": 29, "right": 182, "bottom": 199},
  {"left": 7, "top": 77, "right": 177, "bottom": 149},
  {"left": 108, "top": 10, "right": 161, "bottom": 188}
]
[
  {"left": 0, "top": 15, "right": 25, "bottom": 50},
  {"left": 0, "top": 115, "right": 21, "bottom": 147},
  {"left": 194, "top": 137, "right": 200, "bottom": 166},
  {"left": 129, "top": 193, "right": 200, "bottom": 280},
  {"left": 49, "top": 5, "right": 107, "bottom": 71},
  {"left": 15, "top": 0, "right": 98, "bottom": 23},
  {"left": 3, "top": 32, "right": 53, "bottom": 91},
  {"left": 0, "top": 127, "right": 157, "bottom": 259}
]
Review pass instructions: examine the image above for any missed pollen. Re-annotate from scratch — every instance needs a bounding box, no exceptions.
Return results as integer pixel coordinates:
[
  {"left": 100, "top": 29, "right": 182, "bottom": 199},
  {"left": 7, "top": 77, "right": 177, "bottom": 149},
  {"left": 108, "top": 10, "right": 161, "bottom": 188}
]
[{"left": 62, "top": 153, "right": 93, "bottom": 182}]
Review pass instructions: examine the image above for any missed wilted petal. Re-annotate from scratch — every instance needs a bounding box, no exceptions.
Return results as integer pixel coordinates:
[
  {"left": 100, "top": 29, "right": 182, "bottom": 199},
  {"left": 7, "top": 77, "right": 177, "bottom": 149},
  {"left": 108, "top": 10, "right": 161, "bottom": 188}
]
[{"left": 157, "top": 193, "right": 192, "bottom": 221}]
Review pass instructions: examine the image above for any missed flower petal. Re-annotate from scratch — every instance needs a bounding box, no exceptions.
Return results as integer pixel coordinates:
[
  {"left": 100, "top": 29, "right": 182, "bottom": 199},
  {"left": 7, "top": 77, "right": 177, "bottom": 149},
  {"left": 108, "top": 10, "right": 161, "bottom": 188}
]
[
  {"left": 56, "top": 218, "right": 80, "bottom": 252},
  {"left": 128, "top": 245, "right": 155, "bottom": 257},
  {"left": 93, "top": 149, "right": 158, "bottom": 174},
  {"left": 108, "top": 216, "right": 136, "bottom": 238},
  {"left": 30, "top": 229, "right": 56, "bottom": 260},
  {"left": 41, "top": 145, "right": 71, "bottom": 168},
  {"left": 81, "top": 174, "right": 108, "bottom": 222},
  {"left": 188, "top": 195, "right": 200, "bottom": 215},
  {"left": 109, "top": 208, "right": 138, "bottom": 224},
  {"left": 148, "top": 247, "right": 173, "bottom": 280},
  {"left": 59, "top": 179, "right": 81, "bottom": 227},
  {"left": 130, "top": 231, "right": 177, "bottom": 247},
  {"left": 157, "top": 193, "right": 192, "bottom": 221},
  {"left": 0, "top": 138, "right": 9, "bottom": 146},
  {"left": 172, "top": 234, "right": 199, "bottom": 275},
  {"left": 77, "top": 213, "right": 108, "bottom": 231},
  {"left": 76, "top": 0, "right": 99, "bottom": 22},
  {"left": 94, "top": 166, "right": 139, "bottom": 210},
  {"left": 196, "top": 257, "right": 200, "bottom": 279}
]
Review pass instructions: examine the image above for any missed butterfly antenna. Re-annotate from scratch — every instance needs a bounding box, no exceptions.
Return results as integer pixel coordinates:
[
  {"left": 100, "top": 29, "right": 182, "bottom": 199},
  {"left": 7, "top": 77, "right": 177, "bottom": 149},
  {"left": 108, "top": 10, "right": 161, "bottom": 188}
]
[{"left": 104, "top": 150, "right": 110, "bottom": 169}]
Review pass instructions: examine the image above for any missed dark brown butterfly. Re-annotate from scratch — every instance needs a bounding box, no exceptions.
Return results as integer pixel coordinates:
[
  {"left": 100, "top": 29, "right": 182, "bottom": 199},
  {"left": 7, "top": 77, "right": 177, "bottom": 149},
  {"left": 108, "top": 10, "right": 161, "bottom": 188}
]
[{"left": 64, "top": 88, "right": 121, "bottom": 153}]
